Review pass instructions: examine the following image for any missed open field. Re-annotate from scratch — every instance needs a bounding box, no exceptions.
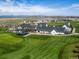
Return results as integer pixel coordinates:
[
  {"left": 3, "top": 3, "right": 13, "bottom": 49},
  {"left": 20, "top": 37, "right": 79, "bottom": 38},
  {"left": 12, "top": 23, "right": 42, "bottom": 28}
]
[
  {"left": 0, "top": 33, "right": 79, "bottom": 59},
  {"left": 0, "top": 18, "right": 24, "bottom": 24}
]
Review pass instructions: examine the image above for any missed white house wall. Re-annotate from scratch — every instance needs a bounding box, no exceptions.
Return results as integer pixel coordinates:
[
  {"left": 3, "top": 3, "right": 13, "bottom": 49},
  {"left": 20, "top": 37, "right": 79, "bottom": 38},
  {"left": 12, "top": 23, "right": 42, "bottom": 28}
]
[{"left": 51, "top": 30, "right": 64, "bottom": 35}]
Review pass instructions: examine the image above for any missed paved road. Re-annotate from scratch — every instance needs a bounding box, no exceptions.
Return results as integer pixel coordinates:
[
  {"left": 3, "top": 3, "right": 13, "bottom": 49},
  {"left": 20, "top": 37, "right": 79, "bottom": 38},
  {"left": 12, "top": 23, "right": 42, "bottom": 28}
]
[{"left": 24, "top": 33, "right": 79, "bottom": 37}]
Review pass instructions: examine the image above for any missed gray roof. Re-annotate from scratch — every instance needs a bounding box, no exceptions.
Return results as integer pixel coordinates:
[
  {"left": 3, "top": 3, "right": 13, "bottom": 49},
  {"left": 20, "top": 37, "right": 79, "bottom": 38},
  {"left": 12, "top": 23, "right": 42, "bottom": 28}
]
[
  {"left": 37, "top": 26, "right": 65, "bottom": 33},
  {"left": 19, "top": 23, "right": 36, "bottom": 30},
  {"left": 36, "top": 23, "right": 52, "bottom": 32},
  {"left": 37, "top": 23, "right": 48, "bottom": 27},
  {"left": 16, "top": 23, "right": 71, "bottom": 33},
  {"left": 53, "top": 26, "right": 65, "bottom": 33}
]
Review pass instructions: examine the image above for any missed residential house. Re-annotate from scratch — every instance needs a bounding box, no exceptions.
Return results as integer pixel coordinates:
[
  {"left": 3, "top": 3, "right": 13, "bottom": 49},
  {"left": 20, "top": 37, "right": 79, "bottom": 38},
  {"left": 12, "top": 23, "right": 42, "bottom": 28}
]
[
  {"left": 36, "top": 23, "right": 50, "bottom": 34},
  {"left": 51, "top": 26, "right": 65, "bottom": 35},
  {"left": 9, "top": 22, "right": 74, "bottom": 35},
  {"left": 9, "top": 24, "right": 28, "bottom": 35},
  {"left": 62, "top": 22, "right": 73, "bottom": 34},
  {"left": 36, "top": 22, "right": 73, "bottom": 35}
]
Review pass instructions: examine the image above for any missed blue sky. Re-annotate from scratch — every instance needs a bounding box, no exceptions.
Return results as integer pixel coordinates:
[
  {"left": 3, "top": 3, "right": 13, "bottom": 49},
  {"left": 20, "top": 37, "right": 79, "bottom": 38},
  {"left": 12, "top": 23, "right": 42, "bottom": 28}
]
[{"left": 0, "top": 0, "right": 79, "bottom": 16}]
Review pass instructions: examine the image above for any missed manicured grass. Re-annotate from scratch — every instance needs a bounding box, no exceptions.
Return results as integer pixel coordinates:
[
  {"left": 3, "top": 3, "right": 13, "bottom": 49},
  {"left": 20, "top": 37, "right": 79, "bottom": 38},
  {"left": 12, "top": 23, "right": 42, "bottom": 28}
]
[
  {"left": 61, "top": 43, "right": 79, "bottom": 59},
  {"left": 61, "top": 44, "right": 75, "bottom": 59},
  {"left": 0, "top": 33, "right": 23, "bottom": 55},
  {"left": 48, "top": 21, "right": 64, "bottom": 26},
  {"left": 0, "top": 34, "right": 79, "bottom": 59},
  {"left": 70, "top": 21, "right": 79, "bottom": 33}
]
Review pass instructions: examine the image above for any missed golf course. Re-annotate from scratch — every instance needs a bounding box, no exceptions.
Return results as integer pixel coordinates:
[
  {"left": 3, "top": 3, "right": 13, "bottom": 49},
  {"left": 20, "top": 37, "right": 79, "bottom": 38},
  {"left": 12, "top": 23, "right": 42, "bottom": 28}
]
[
  {"left": 0, "top": 32, "right": 79, "bottom": 59},
  {"left": 0, "top": 0, "right": 79, "bottom": 58}
]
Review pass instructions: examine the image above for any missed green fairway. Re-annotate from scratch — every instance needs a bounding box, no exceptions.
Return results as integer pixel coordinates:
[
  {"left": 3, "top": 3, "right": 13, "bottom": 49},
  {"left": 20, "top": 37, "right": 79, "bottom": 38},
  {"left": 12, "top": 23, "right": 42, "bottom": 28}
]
[{"left": 0, "top": 34, "right": 79, "bottom": 59}]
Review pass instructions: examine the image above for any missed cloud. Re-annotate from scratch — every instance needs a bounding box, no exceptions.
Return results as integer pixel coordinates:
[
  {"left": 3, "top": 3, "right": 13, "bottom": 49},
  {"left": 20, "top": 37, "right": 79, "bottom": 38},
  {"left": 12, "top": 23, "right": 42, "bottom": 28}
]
[
  {"left": 0, "top": 6, "right": 51, "bottom": 13},
  {"left": 71, "top": 4, "right": 79, "bottom": 9},
  {"left": 0, "top": 0, "right": 79, "bottom": 16},
  {"left": 5, "top": 0, "right": 11, "bottom": 2},
  {"left": 61, "top": 4, "right": 79, "bottom": 10},
  {"left": 0, "top": 1, "right": 54, "bottom": 15}
]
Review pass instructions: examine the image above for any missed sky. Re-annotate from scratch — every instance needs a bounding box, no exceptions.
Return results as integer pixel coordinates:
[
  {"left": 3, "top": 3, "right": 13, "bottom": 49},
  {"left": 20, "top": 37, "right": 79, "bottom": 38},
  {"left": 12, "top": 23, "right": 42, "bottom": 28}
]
[{"left": 0, "top": 0, "right": 79, "bottom": 16}]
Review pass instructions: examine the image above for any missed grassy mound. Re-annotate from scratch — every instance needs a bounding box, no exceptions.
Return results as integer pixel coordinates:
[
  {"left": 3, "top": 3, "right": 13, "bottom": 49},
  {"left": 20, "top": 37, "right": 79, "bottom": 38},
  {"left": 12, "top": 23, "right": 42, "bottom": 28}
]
[{"left": 0, "top": 33, "right": 23, "bottom": 55}]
